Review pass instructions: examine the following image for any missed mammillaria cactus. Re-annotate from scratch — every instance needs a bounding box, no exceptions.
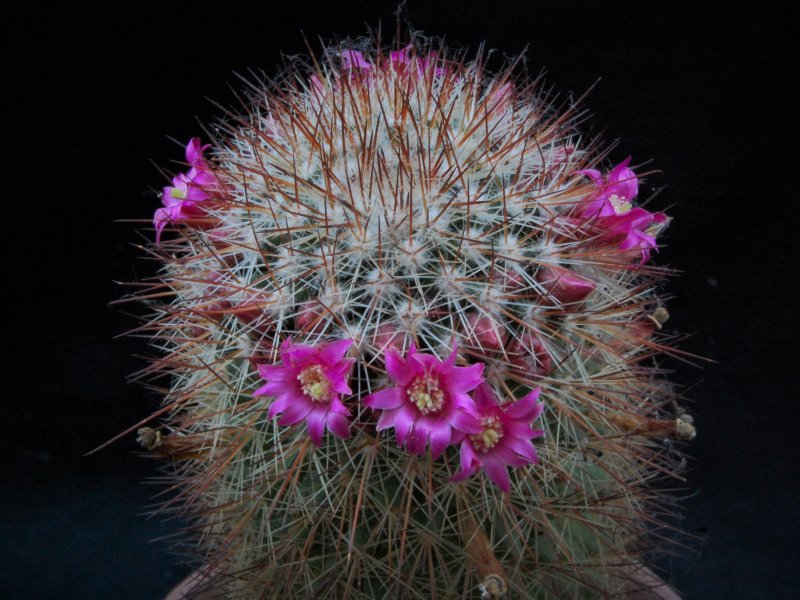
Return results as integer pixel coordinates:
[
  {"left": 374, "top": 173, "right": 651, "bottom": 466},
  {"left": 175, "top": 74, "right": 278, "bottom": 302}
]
[{"left": 126, "top": 32, "right": 693, "bottom": 599}]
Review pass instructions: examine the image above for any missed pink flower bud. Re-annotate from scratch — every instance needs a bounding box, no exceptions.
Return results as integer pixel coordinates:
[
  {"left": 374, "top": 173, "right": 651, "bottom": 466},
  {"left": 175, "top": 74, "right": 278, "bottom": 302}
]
[
  {"left": 373, "top": 324, "right": 405, "bottom": 352},
  {"left": 231, "top": 293, "right": 273, "bottom": 334},
  {"left": 492, "top": 270, "right": 525, "bottom": 292},
  {"left": 248, "top": 337, "right": 277, "bottom": 369},
  {"left": 537, "top": 265, "right": 595, "bottom": 304},
  {"left": 465, "top": 314, "right": 506, "bottom": 350},
  {"left": 509, "top": 331, "right": 552, "bottom": 379},
  {"left": 296, "top": 301, "right": 325, "bottom": 331},
  {"left": 608, "top": 319, "right": 657, "bottom": 352}
]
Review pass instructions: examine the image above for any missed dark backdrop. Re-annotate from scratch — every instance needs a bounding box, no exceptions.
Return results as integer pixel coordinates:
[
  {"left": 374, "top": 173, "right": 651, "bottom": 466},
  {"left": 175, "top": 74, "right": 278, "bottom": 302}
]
[{"left": 2, "top": 1, "right": 796, "bottom": 598}]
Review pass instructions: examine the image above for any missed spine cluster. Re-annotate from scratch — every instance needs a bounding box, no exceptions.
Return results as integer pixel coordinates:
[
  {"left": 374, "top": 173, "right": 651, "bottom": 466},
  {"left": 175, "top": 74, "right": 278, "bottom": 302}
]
[{"left": 130, "top": 37, "right": 691, "bottom": 599}]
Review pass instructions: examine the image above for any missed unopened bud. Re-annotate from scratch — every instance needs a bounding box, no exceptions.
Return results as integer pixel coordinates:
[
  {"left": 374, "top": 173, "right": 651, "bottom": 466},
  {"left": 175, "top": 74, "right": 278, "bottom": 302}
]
[
  {"left": 466, "top": 314, "right": 506, "bottom": 350},
  {"left": 537, "top": 265, "right": 595, "bottom": 304}
]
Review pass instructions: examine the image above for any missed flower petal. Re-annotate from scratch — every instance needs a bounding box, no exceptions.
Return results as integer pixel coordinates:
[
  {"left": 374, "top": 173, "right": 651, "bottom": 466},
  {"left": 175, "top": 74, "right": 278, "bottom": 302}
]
[
  {"left": 320, "top": 338, "right": 353, "bottom": 364},
  {"left": 254, "top": 379, "right": 291, "bottom": 397},
  {"left": 505, "top": 436, "right": 539, "bottom": 464},
  {"left": 504, "top": 421, "right": 536, "bottom": 439},
  {"left": 405, "top": 427, "right": 427, "bottom": 455},
  {"left": 452, "top": 440, "right": 480, "bottom": 482},
  {"left": 266, "top": 394, "right": 292, "bottom": 420},
  {"left": 326, "top": 411, "right": 350, "bottom": 440},
  {"left": 364, "top": 387, "right": 404, "bottom": 410},
  {"left": 376, "top": 407, "right": 398, "bottom": 431},
  {"left": 385, "top": 347, "right": 416, "bottom": 386},
  {"left": 394, "top": 404, "right": 416, "bottom": 446},
  {"left": 278, "top": 398, "right": 313, "bottom": 426},
  {"left": 483, "top": 456, "right": 511, "bottom": 493},
  {"left": 492, "top": 444, "right": 528, "bottom": 468},
  {"left": 449, "top": 408, "right": 481, "bottom": 434},
  {"left": 306, "top": 409, "right": 326, "bottom": 446},
  {"left": 444, "top": 362, "right": 485, "bottom": 394},
  {"left": 329, "top": 396, "right": 351, "bottom": 416},
  {"left": 504, "top": 388, "right": 543, "bottom": 419},
  {"left": 429, "top": 422, "right": 452, "bottom": 459},
  {"left": 257, "top": 363, "right": 291, "bottom": 381},
  {"left": 472, "top": 383, "right": 499, "bottom": 411},
  {"left": 281, "top": 339, "right": 315, "bottom": 364}
]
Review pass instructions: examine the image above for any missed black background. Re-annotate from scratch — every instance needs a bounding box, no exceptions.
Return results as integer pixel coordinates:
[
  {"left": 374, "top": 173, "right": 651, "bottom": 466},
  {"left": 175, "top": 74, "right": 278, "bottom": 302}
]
[{"left": 2, "top": 1, "right": 797, "bottom": 598}]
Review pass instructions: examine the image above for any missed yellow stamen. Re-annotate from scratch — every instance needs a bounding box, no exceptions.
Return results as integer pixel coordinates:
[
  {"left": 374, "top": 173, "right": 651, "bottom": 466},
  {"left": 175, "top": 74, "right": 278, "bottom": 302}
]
[
  {"left": 297, "top": 364, "right": 332, "bottom": 403},
  {"left": 608, "top": 194, "right": 632, "bottom": 215},
  {"left": 407, "top": 375, "right": 445, "bottom": 415},
  {"left": 470, "top": 416, "right": 504, "bottom": 453}
]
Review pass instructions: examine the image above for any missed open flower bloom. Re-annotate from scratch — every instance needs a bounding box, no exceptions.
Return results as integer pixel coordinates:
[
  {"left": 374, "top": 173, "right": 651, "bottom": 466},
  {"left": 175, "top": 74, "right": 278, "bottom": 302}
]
[
  {"left": 601, "top": 207, "right": 668, "bottom": 263},
  {"left": 577, "top": 158, "right": 667, "bottom": 263},
  {"left": 364, "top": 344, "right": 484, "bottom": 458},
  {"left": 153, "top": 139, "right": 217, "bottom": 244},
  {"left": 452, "top": 384, "right": 544, "bottom": 493},
  {"left": 577, "top": 157, "right": 639, "bottom": 218},
  {"left": 254, "top": 338, "right": 355, "bottom": 446}
]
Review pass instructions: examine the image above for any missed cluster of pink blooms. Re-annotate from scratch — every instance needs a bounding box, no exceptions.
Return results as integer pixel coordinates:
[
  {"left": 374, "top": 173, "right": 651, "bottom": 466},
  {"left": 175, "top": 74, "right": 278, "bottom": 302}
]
[
  {"left": 254, "top": 339, "right": 544, "bottom": 493},
  {"left": 576, "top": 157, "right": 667, "bottom": 263},
  {"left": 340, "top": 46, "right": 447, "bottom": 77},
  {"left": 153, "top": 138, "right": 217, "bottom": 244}
]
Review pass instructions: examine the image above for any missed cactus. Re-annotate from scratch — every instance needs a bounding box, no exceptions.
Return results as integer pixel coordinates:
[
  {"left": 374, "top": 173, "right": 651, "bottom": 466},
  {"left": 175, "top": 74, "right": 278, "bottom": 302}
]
[{"left": 126, "top": 33, "right": 693, "bottom": 599}]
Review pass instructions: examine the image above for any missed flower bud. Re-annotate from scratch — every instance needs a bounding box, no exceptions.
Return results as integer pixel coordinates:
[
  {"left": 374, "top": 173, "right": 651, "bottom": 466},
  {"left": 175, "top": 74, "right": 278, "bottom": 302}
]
[{"left": 537, "top": 265, "right": 595, "bottom": 304}]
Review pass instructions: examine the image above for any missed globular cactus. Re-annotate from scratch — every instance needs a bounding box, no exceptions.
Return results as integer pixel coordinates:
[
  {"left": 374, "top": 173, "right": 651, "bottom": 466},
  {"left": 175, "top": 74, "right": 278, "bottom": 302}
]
[{"left": 127, "top": 32, "right": 693, "bottom": 599}]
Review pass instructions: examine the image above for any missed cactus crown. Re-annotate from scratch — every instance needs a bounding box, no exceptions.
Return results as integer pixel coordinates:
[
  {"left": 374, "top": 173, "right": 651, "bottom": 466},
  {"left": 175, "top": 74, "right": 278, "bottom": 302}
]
[{"left": 132, "top": 32, "right": 688, "bottom": 599}]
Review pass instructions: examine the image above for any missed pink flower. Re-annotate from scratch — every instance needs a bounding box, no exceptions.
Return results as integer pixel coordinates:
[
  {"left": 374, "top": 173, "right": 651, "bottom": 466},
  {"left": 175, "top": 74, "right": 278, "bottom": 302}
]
[
  {"left": 341, "top": 50, "right": 372, "bottom": 71},
  {"left": 364, "top": 344, "right": 484, "bottom": 458},
  {"left": 254, "top": 338, "right": 355, "bottom": 446},
  {"left": 577, "top": 157, "right": 639, "bottom": 218},
  {"left": 577, "top": 158, "right": 668, "bottom": 263},
  {"left": 601, "top": 207, "right": 668, "bottom": 263},
  {"left": 185, "top": 137, "right": 211, "bottom": 167},
  {"left": 452, "top": 384, "right": 544, "bottom": 493},
  {"left": 387, "top": 47, "right": 447, "bottom": 77},
  {"left": 388, "top": 45, "right": 413, "bottom": 67},
  {"left": 153, "top": 139, "right": 217, "bottom": 244}
]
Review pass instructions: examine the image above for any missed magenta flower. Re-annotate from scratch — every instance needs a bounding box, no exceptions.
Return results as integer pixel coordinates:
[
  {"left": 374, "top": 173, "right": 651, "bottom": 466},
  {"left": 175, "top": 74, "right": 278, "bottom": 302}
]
[
  {"left": 254, "top": 338, "right": 355, "bottom": 446},
  {"left": 577, "top": 158, "right": 667, "bottom": 263},
  {"left": 601, "top": 207, "right": 668, "bottom": 263},
  {"left": 452, "top": 384, "right": 544, "bottom": 493},
  {"left": 185, "top": 137, "right": 211, "bottom": 167},
  {"left": 577, "top": 157, "right": 639, "bottom": 218},
  {"left": 388, "top": 45, "right": 413, "bottom": 67},
  {"left": 341, "top": 50, "right": 372, "bottom": 71},
  {"left": 153, "top": 139, "right": 217, "bottom": 244},
  {"left": 364, "top": 344, "right": 484, "bottom": 458}
]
